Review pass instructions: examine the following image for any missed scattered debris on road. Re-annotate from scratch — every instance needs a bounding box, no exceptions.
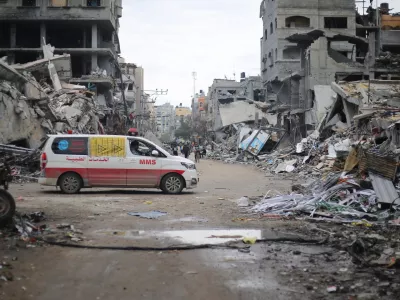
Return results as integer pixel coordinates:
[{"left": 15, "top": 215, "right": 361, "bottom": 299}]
[{"left": 127, "top": 211, "right": 168, "bottom": 219}]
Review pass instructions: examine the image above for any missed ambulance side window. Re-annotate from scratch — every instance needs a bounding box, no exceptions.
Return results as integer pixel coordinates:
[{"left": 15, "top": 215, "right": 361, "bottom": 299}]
[
  {"left": 51, "top": 137, "right": 88, "bottom": 155},
  {"left": 129, "top": 139, "right": 150, "bottom": 156},
  {"left": 129, "top": 139, "right": 166, "bottom": 157}
]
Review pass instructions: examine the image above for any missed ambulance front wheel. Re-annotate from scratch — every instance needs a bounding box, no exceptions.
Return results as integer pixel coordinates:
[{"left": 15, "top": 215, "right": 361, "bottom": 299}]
[
  {"left": 59, "top": 172, "right": 82, "bottom": 194},
  {"left": 161, "top": 173, "right": 184, "bottom": 194}
]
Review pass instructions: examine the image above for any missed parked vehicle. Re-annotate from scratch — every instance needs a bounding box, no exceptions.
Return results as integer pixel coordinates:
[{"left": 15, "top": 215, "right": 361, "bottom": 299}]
[{"left": 39, "top": 135, "right": 198, "bottom": 194}]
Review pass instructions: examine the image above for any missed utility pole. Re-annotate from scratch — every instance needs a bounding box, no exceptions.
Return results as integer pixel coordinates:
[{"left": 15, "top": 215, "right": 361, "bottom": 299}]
[{"left": 192, "top": 71, "right": 197, "bottom": 99}]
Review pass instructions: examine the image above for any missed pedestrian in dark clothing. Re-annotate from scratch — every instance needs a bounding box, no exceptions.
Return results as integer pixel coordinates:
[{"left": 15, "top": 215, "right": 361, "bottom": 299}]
[
  {"left": 173, "top": 146, "right": 178, "bottom": 156},
  {"left": 182, "top": 144, "right": 190, "bottom": 159},
  {"left": 171, "top": 142, "right": 178, "bottom": 156}
]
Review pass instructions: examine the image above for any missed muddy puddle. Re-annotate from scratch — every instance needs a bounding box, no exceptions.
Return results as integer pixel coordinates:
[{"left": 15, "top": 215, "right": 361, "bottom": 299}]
[
  {"left": 92, "top": 229, "right": 304, "bottom": 246},
  {"left": 164, "top": 216, "right": 209, "bottom": 223}
]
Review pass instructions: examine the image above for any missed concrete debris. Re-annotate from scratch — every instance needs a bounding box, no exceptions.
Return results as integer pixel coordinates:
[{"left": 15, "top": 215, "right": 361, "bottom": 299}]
[
  {"left": 0, "top": 144, "right": 41, "bottom": 180},
  {"left": 207, "top": 79, "right": 400, "bottom": 223},
  {"left": 219, "top": 100, "right": 272, "bottom": 127},
  {"left": 237, "top": 197, "right": 250, "bottom": 207},
  {"left": 127, "top": 211, "right": 168, "bottom": 219},
  {"left": 0, "top": 42, "right": 127, "bottom": 155},
  {"left": 12, "top": 54, "right": 72, "bottom": 80},
  {"left": 0, "top": 211, "right": 84, "bottom": 248},
  {"left": 250, "top": 172, "right": 399, "bottom": 222}
]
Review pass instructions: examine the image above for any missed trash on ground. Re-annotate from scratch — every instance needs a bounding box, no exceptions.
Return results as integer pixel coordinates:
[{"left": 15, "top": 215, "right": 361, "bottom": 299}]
[{"left": 127, "top": 211, "right": 167, "bottom": 219}]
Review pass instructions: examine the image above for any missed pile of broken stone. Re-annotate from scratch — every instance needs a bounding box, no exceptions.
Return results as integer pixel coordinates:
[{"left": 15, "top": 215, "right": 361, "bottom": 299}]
[
  {"left": 0, "top": 63, "right": 101, "bottom": 136},
  {"left": 208, "top": 106, "right": 400, "bottom": 225},
  {"left": 0, "top": 45, "right": 103, "bottom": 178}
]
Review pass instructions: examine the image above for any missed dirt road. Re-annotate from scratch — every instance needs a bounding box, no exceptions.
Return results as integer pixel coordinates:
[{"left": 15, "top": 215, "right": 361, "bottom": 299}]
[{"left": 0, "top": 160, "right": 382, "bottom": 300}]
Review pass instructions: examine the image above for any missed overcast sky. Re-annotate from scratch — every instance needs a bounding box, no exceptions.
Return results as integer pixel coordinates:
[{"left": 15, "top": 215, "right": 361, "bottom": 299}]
[{"left": 119, "top": 0, "right": 400, "bottom": 107}]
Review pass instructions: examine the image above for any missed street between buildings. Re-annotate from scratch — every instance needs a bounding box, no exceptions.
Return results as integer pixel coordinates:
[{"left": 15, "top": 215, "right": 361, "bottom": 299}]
[{"left": 1, "top": 159, "right": 398, "bottom": 300}]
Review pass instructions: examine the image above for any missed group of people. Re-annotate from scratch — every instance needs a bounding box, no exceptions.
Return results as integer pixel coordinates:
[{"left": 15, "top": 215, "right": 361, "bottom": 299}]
[{"left": 171, "top": 142, "right": 206, "bottom": 161}]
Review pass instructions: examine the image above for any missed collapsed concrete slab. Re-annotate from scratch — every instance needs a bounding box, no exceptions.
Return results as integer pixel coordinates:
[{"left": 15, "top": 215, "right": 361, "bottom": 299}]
[
  {"left": 219, "top": 101, "right": 270, "bottom": 127},
  {"left": 11, "top": 54, "right": 72, "bottom": 80},
  {"left": 0, "top": 60, "right": 27, "bottom": 85}
]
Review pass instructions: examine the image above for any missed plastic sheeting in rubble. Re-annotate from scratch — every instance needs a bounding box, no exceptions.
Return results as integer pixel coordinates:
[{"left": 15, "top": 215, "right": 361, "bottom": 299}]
[
  {"left": 240, "top": 130, "right": 270, "bottom": 156},
  {"left": 251, "top": 170, "right": 400, "bottom": 223}
]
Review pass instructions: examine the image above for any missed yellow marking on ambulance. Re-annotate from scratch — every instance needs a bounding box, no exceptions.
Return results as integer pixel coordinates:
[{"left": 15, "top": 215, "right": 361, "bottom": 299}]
[{"left": 90, "top": 137, "right": 126, "bottom": 157}]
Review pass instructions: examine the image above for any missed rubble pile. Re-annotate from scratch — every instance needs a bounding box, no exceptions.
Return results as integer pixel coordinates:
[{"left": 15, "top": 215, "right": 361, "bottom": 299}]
[
  {"left": 242, "top": 126, "right": 400, "bottom": 222},
  {"left": 0, "top": 144, "right": 41, "bottom": 180},
  {"left": 251, "top": 172, "right": 400, "bottom": 223},
  {"left": 0, "top": 68, "right": 101, "bottom": 137},
  {"left": 375, "top": 52, "right": 400, "bottom": 69},
  {"left": 0, "top": 211, "right": 84, "bottom": 249},
  {"left": 0, "top": 44, "right": 121, "bottom": 178},
  {"left": 207, "top": 80, "right": 400, "bottom": 223},
  {"left": 41, "top": 82, "right": 100, "bottom": 134}
]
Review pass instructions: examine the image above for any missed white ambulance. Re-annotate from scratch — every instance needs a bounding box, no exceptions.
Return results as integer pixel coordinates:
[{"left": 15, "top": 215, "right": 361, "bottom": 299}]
[{"left": 39, "top": 135, "right": 198, "bottom": 194}]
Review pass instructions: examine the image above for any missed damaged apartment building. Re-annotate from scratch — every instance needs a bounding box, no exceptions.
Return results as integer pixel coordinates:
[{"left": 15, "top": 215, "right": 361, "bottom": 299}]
[
  {"left": 0, "top": 0, "right": 124, "bottom": 146},
  {"left": 206, "top": 74, "right": 267, "bottom": 133},
  {"left": 259, "top": 0, "right": 400, "bottom": 143}
]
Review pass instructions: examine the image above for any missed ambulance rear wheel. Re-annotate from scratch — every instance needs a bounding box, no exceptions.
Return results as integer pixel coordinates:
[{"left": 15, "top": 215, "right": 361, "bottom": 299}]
[
  {"left": 59, "top": 173, "right": 82, "bottom": 194},
  {"left": 161, "top": 174, "right": 184, "bottom": 194},
  {"left": 0, "top": 190, "right": 16, "bottom": 228}
]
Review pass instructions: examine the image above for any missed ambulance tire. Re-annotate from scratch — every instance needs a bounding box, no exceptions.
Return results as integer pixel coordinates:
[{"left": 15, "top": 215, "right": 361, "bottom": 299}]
[
  {"left": 161, "top": 173, "right": 184, "bottom": 194},
  {"left": 0, "top": 190, "right": 16, "bottom": 228},
  {"left": 59, "top": 172, "right": 82, "bottom": 194}
]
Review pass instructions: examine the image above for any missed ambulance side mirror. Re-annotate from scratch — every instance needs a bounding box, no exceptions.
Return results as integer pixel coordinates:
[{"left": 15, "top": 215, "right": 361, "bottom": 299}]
[{"left": 151, "top": 150, "right": 159, "bottom": 157}]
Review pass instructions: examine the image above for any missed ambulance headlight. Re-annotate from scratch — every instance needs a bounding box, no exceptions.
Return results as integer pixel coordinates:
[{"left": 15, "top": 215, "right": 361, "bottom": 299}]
[{"left": 181, "top": 162, "right": 196, "bottom": 170}]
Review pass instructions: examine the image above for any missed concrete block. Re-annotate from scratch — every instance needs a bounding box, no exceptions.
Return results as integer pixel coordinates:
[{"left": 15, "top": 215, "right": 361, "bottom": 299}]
[
  {"left": 34, "top": 106, "right": 46, "bottom": 118},
  {"left": 48, "top": 62, "right": 62, "bottom": 91},
  {"left": 61, "top": 106, "right": 82, "bottom": 127},
  {"left": 54, "top": 122, "right": 67, "bottom": 132},
  {"left": 24, "top": 81, "right": 46, "bottom": 100}
]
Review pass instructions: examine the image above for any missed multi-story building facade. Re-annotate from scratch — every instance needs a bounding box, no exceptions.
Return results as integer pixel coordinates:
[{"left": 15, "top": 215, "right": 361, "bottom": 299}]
[
  {"left": 0, "top": 0, "right": 124, "bottom": 131},
  {"left": 135, "top": 66, "right": 145, "bottom": 114},
  {"left": 191, "top": 90, "right": 207, "bottom": 122},
  {"left": 0, "top": 0, "right": 122, "bottom": 77},
  {"left": 175, "top": 105, "right": 191, "bottom": 128},
  {"left": 155, "top": 103, "right": 175, "bottom": 135},
  {"left": 260, "top": 0, "right": 400, "bottom": 142},
  {"left": 259, "top": 0, "right": 363, "bottom": 139},
  {"left": 260, "top": 0, "right": 356, "bottom": 86},
  {"left": 118, "top": 57, "right": 137, "bottom": 113}
]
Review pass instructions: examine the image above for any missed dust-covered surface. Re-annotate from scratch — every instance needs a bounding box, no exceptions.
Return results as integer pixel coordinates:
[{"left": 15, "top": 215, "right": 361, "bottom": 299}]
[{"left": 0, "top": 160, "right": 399, "bottom": 300}]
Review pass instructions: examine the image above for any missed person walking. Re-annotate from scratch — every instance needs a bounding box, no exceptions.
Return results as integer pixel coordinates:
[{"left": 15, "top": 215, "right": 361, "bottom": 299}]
[
  {"left": 182, "top": 143, "right": 190, "bottom": 159},
  {"left": 171, "top": 142, "right": 178, "bottom": 156}
]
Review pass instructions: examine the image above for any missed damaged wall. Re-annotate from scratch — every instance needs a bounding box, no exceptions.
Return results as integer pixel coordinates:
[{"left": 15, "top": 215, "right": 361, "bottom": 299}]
[
  {"left": 308, "top": 37, "right": 363, "bottom": 88},
  {"left": 314, "top": 85, "right": 337, "bottom": 120},
  {"left": 0, "top": 82, "right": 45, "bottom": 148},
  {"left": 260, "top": 0, "right": 356, "bottom": 85}
]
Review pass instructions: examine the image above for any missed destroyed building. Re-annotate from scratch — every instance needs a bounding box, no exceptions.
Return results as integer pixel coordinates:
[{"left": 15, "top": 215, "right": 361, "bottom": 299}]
[
  {"left": 117, "top": 57, "right": 137, "bottom": 114},
  {"left": 260, "top": 0, "right": 356, "bottom": 86},
  {"left": 0, "top": 0, "right": 124, "bottom": 132},
  {"left": 206, "top": 75, "right": 265, "bottom": 132},
  {"left": 260, "top": 0, "right": 358, "bottom": 139},
  {"left": 0, "top": 0, "right": 122, "bottom": 73},
  {"left": 0, "top": 0, "right": 125, "bottom": 149},
  {"left": 259, "top": 0, "right": 400, "bottom": 143}
]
